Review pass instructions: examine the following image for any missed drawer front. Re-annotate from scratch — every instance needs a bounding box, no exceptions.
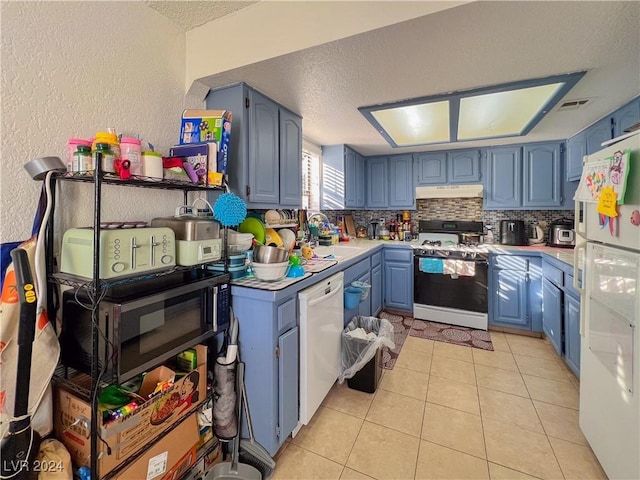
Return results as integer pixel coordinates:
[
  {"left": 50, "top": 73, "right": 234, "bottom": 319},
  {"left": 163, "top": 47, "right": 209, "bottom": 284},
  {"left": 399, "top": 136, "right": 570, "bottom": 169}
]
[
  {"left": 542, "top": 261, "right": 564, "bottom": 287},
  {"left": 493, "top": 255, "right": 530, "bottom": 271},
  {"left": 371, "top": 251, "right": 382, "bottom": 268},
  {"left": 277, "top": 296, "right": 297, "bottom": 333},
  {"left": 384, "top": 248, "right": 413, "bottom": 263},
  {"left": 565, "top": 274, "right": 580, "bottom": 298}
]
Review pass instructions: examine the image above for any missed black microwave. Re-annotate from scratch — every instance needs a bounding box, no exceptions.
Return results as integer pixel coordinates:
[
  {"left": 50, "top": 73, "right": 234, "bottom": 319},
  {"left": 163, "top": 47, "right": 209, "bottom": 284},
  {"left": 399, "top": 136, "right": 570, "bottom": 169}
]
[{"left": 60, "top": 269, "right": 230, "bottom": 383}]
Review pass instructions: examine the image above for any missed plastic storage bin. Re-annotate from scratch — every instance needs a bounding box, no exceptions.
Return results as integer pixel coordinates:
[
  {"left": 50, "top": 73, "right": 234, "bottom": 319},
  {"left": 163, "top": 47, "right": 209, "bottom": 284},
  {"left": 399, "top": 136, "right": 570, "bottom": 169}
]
[
  {"left": 344, "top": 287, "right": 363, "bottom": 309},
  {"left": 351, "top": 281, "right": 371, "bottom": 300}
]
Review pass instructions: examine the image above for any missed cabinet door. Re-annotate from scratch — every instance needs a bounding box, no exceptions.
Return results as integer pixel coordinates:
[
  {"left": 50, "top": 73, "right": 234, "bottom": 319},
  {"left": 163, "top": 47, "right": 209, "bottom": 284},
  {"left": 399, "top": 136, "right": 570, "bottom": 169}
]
[
  {"left": 366, "top": 156, "right": 388, "bottom": 208},
  {"left": 542, "top": 278, "right": 563, "bottom": 355},
  {"left": 415, "top": 153, "right": 447, "bottom": 184},
  {"left": 566, "top": 131, "right": 586, "bottom": 182},
  {"left": 491, "top": 268, "right": 529, "bottom": 328},
  {"left": 612, "top": 97, "right": 640, "bottom": 138},
  {"left": 279, "top": 108, "right": 302, "bottom": 207},
  {"left": 371, "top": 263, "right": 382, "bottom": 316},
  {"left": 248, "top": 90, "right": 280, "bottom": 204},
  {"left": 388, "top": 155, "right": 414, "bottom": 208},
  {"left": 344, "top": 147, "right": 358, "bottom": 208},
  {"left": 522, "top": 142, "right": 562, "bottom": 208},
  {"left": 357, "top": 271, "right": 372, "bottom": 317},
  {"left": 278, "top": 327, "right": 299, "bottom": 441},
  {"left": 355, "top": 152, "right": 366, "bottom": 207},
  {"left": 585, "top": 117, "right": 612, "bottom": 155},
  {"left": 485, "top": 146, "right": 521, "bottom": 208},
  {"left": 564, "top": 293, "right": 581, "bottom": 377},
  {"left": 448, "top": 149, "right": 481, "bottom": 183},
  {"left": 384, "top": 261, "right": 413, "bottom": 312}
]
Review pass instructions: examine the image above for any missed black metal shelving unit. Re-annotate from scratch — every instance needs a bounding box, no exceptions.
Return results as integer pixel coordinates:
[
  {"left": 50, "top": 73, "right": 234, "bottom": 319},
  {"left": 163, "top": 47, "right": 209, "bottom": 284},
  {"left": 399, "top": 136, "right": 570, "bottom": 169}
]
[{"left": 47, "top": 162, "right": 227, "bottom": 479}]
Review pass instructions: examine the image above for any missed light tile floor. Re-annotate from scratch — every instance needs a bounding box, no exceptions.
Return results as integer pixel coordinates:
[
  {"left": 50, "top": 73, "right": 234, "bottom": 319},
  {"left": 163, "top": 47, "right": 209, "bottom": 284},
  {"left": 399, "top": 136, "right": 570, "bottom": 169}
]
[{"left": 272, "top": 332, "right": 608, "bottom": 480}]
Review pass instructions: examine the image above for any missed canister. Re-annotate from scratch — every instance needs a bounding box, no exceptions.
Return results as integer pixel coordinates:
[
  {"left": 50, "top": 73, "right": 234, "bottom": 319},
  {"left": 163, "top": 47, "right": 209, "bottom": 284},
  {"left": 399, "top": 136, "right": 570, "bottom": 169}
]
[
  {"left": 142, "top": 151, "right": 163, "bottom": 179},
  {"left": 73, "top": 145, "right": 93, "bottom": 173},
  {"left": 67, "top": 138, "right": 92, "bottom": 172},
  {"left": 120, "top": 137, "right": 142, "bottom": 175},
  {"left": 92, "top": 131, "right": 121, "bottom": 159},
  {"left": 93, "top": 143, "right": 115, "bottom": 173}
]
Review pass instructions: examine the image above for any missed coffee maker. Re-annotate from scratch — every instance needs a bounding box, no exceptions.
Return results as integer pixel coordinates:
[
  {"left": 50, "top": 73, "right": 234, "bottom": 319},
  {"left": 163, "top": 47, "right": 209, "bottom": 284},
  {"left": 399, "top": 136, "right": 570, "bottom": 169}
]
[
  {"left": 368, "top": 220, "right": 379, "bottom": 240},
  {"left": 499, "top": 220, "right": 527, "bottom": 246}
]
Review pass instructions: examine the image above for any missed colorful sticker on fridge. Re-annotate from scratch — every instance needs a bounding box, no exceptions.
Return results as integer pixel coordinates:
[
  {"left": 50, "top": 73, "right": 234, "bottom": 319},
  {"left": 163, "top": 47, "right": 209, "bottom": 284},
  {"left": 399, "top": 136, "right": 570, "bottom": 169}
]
[
  {"left": 573, "top": 149, "right": 631, "bottom": 204},
  {"left": 597, "top": 187, "right": 618, "bottom": 217}
]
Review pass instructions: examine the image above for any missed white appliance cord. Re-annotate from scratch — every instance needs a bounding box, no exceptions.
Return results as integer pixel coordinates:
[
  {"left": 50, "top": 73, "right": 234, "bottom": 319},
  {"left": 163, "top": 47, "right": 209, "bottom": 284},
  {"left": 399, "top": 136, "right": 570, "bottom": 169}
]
[{"left": 34, "top": 170, "right": 54, "bottom": 317}]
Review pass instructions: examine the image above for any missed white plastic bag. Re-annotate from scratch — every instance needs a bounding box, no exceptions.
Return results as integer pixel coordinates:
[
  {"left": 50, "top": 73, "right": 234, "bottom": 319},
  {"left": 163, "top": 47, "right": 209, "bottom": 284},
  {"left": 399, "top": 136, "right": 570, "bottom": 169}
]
[{"left": 339, "top": 316, "right": 395, "bottom": 382}]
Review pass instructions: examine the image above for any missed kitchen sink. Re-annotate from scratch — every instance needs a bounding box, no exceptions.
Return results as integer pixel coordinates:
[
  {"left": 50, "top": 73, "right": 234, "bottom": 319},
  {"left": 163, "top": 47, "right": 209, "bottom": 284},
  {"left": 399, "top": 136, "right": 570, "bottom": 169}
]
[{"left": 312, "top": 245, "right": 363, "bottom": 261}]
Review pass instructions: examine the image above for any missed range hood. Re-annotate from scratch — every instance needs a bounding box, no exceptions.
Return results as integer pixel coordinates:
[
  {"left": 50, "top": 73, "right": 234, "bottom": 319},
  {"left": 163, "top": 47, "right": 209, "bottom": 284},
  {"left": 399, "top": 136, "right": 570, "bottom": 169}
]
[{"left": 416, "top": 184, "right": 483, "bottom": 199}]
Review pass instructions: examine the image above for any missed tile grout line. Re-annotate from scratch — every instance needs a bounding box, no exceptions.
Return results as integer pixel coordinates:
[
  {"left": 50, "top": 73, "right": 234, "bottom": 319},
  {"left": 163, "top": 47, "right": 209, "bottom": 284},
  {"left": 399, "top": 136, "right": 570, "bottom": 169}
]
[{"left": 472, "top": 357, "right": 491, "bottom": 480}]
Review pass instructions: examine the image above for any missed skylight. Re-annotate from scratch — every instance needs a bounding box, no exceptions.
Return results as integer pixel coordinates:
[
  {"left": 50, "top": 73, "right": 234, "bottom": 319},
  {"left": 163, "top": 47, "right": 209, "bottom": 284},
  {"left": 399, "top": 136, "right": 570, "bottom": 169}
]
[{"left": 359, "top": 72, "right": 586, "bottom": 147}]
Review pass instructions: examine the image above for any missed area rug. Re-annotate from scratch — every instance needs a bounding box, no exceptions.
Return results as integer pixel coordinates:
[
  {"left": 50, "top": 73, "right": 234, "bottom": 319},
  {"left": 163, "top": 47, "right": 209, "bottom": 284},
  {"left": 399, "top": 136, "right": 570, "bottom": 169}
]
[
  {"left": 410, "top": 319, "right": 494, "bottom": 351},
  {"left": 378, "top": 311, "right": 494, "bottom": 370},
  {"left": 378, "top": 311, "right": 413, "bottom": 370}
]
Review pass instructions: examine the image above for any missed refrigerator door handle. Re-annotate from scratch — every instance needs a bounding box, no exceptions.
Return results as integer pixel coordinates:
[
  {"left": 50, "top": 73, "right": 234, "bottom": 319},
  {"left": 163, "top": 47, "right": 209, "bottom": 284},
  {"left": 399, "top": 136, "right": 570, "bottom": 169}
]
[{"left": 574, "top": 238, "right": 587, "bottom": 336}]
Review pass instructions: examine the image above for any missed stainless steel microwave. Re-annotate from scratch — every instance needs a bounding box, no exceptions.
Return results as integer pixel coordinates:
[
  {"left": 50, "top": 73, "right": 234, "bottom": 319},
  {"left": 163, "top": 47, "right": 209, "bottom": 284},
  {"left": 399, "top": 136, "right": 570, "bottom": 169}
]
[{"left": 60, "top": 269, "right": 230, "bottom": 383}]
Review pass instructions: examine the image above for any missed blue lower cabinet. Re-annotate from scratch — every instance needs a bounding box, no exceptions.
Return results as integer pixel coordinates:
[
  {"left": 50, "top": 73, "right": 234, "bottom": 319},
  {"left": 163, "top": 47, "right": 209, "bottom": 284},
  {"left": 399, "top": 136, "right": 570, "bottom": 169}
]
[
  {"left": 344, "top": 258, "right": 371, "bottom": 326},
  {"left": 383, "top": 249, "right": 413, "bottom": 312},
  {"left": 234, "top": 294, "right": 298, "bottom": 456},
  {"left": 564, "top": 293, "right": 581, "bottom": 377},
  {"left": 542, "top": 278, "right": 563, "bottom": 355},
  {"left": 371, "top": 263, "right": 382, "bottom": 316}
]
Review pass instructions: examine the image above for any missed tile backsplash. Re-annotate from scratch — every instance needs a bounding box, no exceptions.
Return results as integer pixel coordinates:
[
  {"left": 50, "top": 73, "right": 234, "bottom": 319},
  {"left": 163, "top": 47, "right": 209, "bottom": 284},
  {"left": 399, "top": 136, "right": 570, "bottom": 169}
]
[{"left": 321, "top": 197, "right": 574, "bottom": 242}]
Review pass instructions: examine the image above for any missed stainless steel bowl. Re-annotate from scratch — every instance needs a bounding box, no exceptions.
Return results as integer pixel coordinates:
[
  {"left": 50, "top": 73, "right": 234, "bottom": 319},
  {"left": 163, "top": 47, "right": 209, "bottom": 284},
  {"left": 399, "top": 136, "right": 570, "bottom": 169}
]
[{"left": 254, "top": 245, "right": 289, "bottom": 264}]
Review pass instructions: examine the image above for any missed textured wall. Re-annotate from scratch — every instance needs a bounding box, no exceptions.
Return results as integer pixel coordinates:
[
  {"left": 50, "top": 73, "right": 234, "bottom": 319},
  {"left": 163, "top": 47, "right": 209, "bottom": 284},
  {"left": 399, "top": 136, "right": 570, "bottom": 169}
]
[{"left": 0, "top": 2, "right": 199, "bottom": 246}]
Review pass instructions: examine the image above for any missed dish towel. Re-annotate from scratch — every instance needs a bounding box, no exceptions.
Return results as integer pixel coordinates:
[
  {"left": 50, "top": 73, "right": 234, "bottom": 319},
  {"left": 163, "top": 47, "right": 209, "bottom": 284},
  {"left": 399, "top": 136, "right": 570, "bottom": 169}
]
[
  {"left": 443, "top": 260, "right": 476, "bottom": 277},
  {"left": 419, "top": 257, "right": 444, "bottom": 273}
]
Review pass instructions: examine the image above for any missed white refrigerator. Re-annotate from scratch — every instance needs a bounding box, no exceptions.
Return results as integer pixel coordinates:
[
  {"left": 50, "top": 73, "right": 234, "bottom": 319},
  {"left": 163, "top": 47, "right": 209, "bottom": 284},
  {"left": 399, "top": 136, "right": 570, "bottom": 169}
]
[{"left": 574, "top": 132, "right": 640, "bottom": 480}]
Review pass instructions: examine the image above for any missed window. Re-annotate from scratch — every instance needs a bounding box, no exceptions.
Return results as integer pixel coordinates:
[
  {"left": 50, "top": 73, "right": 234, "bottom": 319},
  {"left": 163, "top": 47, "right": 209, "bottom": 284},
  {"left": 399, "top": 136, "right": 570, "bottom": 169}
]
[{"left": 302, "top": 139, "right": 321, "bottom": 211}]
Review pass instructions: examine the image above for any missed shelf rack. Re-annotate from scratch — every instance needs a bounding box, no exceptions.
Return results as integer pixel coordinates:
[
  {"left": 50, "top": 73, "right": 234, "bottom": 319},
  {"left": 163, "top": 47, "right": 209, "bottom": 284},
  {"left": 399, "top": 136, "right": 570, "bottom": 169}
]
[{"left": 47, "top": 161, "right": 226, "bottom": 479}]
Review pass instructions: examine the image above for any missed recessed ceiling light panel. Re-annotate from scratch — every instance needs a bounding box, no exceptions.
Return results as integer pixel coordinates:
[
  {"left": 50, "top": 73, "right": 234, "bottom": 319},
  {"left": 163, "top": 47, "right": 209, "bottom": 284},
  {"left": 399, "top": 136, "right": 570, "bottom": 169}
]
[{"left": 371, "top": 101, "right": 450, "bottom": 146}]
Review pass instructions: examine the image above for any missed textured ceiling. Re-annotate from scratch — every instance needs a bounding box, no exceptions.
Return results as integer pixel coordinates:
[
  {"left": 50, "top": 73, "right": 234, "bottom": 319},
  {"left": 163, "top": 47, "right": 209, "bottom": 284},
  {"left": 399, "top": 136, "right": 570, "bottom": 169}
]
[
  {"left": 144, "top": 1, "right": 257, "bottom": 31},
  {"left": 193, "top": 1, "right": 640, "bottom": 156}
]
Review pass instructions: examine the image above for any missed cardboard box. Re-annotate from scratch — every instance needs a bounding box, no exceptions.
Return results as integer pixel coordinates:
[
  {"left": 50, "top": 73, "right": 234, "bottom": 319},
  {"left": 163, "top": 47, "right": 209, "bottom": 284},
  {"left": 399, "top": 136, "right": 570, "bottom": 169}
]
[
  {"left": 113, "top": 414, "right": 199, "bottom": 480},
  {"left": 54, "top": 345, "right": 207, "bottom": 478},
  {"left": 169, "top": 142, "right": 223, "bottom": 186},
  {"left": 179, "top": 109, "right": 232, "bottom": 183}
]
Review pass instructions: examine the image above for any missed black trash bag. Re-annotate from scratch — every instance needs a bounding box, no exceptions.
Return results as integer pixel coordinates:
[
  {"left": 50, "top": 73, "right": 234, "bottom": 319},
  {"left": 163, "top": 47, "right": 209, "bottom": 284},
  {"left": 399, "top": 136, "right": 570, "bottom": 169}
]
[{"left": 339, "top": 316, "right": 394, "bottom": 382}]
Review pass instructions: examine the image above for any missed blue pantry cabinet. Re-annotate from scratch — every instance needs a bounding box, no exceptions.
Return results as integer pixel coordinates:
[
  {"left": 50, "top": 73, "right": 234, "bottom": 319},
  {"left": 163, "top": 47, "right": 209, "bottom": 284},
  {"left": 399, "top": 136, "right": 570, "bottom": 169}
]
[
  {"left": 489, "top": 254, "right": 542, "bottom": 331},
  {"left": 233, "top": 293, "right": 299, "bottom": 456},
  {"left": 383, "top": 248, "right": 413, "bottom": 312},
  {"left": 206, "top": 83, "right": 302, "bottom": 208},
  {"left": 322, "top": 145, "right": 365, "bottom": 209}
]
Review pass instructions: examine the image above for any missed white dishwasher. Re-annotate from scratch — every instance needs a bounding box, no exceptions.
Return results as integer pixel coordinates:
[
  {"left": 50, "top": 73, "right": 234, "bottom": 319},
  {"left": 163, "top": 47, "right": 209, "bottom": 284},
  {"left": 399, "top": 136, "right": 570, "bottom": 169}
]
[{"left": 297, "top": 271, "right": 344, "bottom": 426}]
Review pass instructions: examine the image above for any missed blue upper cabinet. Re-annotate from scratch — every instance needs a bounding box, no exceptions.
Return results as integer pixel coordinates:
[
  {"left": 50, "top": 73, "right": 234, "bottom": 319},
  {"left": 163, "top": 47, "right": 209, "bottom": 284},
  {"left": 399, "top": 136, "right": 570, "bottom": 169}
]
[
  {"left": 415, "top": 153, "right": 447, "bottom": 184},
  {"left": 448, "top": 149, "right": 481, "bottom": 183},
  {"left": 612, "top": 97, "right": 640, "bottom": 138},
  {"left": 388, "top": 155, "right": 415, "bottom": 208},
  {"left": 566, "top": 130, "right": 586, "bottom": 181},
  {"left": 279, "top": 108, "right": 303, "bottom": 206},
  {"left": 585, "top": 117, "right": 612, "bottom": 155},
  {"left": 522, "top": 142, "right": 562, "bottom": 208},
  {"left": 484, "top": 146, "right": 521, "bottom": 208},
  {"left": 321, "top": 145, "right": 365, "bottom": 209},
  {"left": 206, "top": 83, "right": 302, "bottom": 208},
  {"left": 366, "top": 156, "right": 388, "bottom": 208}
]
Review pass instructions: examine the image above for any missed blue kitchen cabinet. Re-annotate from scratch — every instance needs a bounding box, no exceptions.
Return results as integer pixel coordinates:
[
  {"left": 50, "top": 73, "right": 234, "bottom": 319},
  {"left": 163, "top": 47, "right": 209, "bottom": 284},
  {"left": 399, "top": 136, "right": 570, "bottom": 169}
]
[
  {"left": 233, "top": 294, "right": 299, "bottom": 455},
  {"left": 344, "top": 257, "right": 371, "bottom": 326},
  {"left": 612, "top": 97, "right": 640, "bottom": 138},
  {"left": 383, "top": 248, "right": 413, "bottom": 312},
  {"left": 522, "top": 142, "right": 562, "bottom": 208},
  {"left": 448, "top": 149, "right": 481, "bottom": 183},
  {"left": 585, "top": 117, "right": 612, "bottom": 155},
  {"left": 388, "top": 154, "right": 415, "bottom": 208},
  {"left": 206, "top": 83, "right": 302, "bottom": 208},
  {"left": 484, "top": 146, "right": 522, "bottom": 208},
  {"left": 357, "top": 271, "right": 372, "bottom": 318},
  {"left": 279, "top": 108, "right": 303, "bottom": 206},
  {"left": 566, "top": 130, "right": 587, "bottom": 181},
  {"left": 371, "top": 263, "right": 382, "bottom": 316},
  {"left": 366, "top": 156, "right": 388, "bottom": 208},
  {"left": 489, "top": 255, "right": 542, "bottom": 331},
  {"left": 415, "top": 152, "right": 447, "bottom": 184},
  {"left": 322, "top": 145, "right": 365, "bottom": 209},
  {"left": 564, "top": 292, "right": 581, "bottom": 377},
  {"left": 542, "top": 278, "right": 563, "bottom": 355}
]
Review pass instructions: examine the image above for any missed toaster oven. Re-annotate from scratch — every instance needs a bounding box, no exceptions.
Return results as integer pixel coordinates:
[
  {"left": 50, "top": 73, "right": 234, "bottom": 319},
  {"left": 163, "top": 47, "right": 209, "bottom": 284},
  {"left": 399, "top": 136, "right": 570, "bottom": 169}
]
[{"left": 60, "top": 227, "right": 176, "bottom": 279}]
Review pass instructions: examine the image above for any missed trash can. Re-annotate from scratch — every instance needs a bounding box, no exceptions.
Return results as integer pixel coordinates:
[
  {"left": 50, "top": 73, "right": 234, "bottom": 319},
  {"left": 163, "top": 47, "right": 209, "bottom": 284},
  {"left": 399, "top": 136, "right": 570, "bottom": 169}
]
[{"left": 339, "top": 316, "right": 395, "bottom": 393}]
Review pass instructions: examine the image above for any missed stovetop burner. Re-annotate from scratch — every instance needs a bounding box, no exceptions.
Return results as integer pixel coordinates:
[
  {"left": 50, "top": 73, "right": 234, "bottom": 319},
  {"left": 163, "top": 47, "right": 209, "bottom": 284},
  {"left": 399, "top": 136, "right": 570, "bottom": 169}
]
[
  {"left": 414, "top": 242, "right": 489, "bottom": 260},
  {"left": 421, "top": 240, "right": 442, "bottom": 247}
]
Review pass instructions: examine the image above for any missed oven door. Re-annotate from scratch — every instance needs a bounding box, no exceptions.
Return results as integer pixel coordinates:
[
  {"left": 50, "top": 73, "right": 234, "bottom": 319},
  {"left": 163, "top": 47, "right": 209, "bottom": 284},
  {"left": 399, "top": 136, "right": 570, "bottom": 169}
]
[{"left": 413, "top": 256, "right": 488, "bottom": 314}]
